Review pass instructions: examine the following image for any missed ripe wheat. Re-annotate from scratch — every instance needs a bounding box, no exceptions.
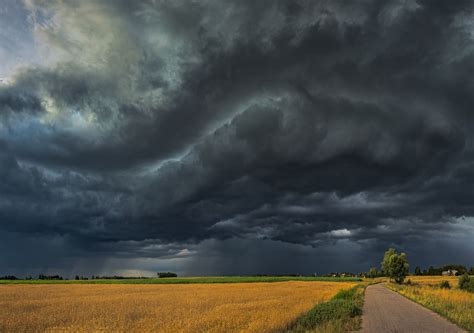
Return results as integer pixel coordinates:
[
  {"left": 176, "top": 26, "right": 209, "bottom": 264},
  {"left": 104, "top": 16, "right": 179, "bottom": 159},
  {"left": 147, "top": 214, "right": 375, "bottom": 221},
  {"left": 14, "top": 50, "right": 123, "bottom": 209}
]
[
  {"left": 389, "top": 276, "right": 474, "bottom": 331},
  {"left": 0, "top": 281, "right": 356, "bottom": 332}
]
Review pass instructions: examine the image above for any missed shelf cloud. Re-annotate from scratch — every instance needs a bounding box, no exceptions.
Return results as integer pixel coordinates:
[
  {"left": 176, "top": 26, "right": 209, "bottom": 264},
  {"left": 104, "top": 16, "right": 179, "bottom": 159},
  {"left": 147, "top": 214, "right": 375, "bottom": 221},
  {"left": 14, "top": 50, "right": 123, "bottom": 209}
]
[{"left": 1, "top": 0, "right": 473, "bottom": 276}]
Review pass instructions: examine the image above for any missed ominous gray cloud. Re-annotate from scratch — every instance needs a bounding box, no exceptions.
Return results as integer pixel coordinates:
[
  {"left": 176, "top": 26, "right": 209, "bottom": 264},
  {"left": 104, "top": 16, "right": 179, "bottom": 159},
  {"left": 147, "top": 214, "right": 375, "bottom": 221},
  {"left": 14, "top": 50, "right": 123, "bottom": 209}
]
[{"left": 0, "top": 0, "right": 473, "bottom": 276}]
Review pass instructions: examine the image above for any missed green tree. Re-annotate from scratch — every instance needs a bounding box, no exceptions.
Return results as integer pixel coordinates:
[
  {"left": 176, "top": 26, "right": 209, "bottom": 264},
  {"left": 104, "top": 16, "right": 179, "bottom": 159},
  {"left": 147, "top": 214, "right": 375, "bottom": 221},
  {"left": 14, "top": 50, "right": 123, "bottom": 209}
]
[
  {"left": 381, "top": 248, "right": 409, "bottom": 284},
  {"left": 414, "top": 266, "right": 422, "bottom": 276},
  {"left": 367, "top": 267, "right": 378, "bottom": 278},
  {"left": 427, "top": 265, "right": 439, "bottom": 275}
]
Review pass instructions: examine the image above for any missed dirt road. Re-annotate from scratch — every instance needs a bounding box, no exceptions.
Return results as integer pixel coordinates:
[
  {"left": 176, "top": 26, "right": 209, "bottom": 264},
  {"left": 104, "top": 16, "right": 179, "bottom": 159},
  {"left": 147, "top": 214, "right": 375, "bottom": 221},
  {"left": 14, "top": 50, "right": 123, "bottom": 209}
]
[{"left": 356, "top": 284, "right": 465, "bottom": 333}]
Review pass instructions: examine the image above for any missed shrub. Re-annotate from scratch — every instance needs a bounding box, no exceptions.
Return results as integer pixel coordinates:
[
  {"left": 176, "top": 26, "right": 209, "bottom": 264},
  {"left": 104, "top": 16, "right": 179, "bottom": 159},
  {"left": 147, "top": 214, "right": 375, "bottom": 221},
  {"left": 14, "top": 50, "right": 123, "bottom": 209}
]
[
  {"left": 459, "top": 274, "right": 469, "bottom": 289},
  {"left": 458, "top": 274, "right": 474, "bottom": 293},
  {"left": 406, "top": 279, "right": 412, "bottom": 285},
  {"left": 467, "top": 280, "right": 474, "bottom": 293},
  {"left": 439, "top": 280, "right": 450, "bottom": 289}
]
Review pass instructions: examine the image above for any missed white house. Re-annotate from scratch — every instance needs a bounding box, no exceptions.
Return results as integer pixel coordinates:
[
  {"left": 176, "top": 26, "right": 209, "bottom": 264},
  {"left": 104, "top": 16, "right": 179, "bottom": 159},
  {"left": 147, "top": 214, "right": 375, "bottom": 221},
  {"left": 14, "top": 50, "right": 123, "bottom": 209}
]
[{"left": 442, "top": 269, "right": 458, "bottom": 276}]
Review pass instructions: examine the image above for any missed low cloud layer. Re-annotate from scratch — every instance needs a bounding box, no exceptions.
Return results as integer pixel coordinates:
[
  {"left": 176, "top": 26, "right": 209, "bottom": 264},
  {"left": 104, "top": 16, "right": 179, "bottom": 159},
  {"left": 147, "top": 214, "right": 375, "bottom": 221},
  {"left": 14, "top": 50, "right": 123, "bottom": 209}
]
[{"left": 0, "top": 0, "right": 473, "bottom": 276}]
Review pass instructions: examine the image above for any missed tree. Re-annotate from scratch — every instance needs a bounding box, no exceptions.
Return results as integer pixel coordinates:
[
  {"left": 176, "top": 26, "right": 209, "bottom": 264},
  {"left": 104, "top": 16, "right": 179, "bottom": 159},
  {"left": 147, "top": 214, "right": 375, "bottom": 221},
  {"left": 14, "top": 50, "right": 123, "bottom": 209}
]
[
  {"left": 381, "top": 248, "right": 409, "bottom": 284},
  {"left": 367, "top": 267, "right": 378, "bottom": 278},
  {"left": 414, "top": 266, "right": 422, "bottom": 276},
  {"left": 427, "top": 265, "right": 439, "bottom": 275}
]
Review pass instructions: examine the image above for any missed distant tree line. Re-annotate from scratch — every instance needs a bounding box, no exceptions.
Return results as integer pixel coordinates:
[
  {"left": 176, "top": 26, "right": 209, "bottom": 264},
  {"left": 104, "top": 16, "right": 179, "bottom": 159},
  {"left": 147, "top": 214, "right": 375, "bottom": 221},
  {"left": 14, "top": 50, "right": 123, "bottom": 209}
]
[
  {"left": 365, "top": 267, "right": 384, "bottom": 278},
  {"left": 255, "top": 274, "right": 303, "bottom": 277},
  {"left": 38, "top": 274, "right": 63, "bottom": 280},
  {"left": 413, "top": 265, "right": 474, "bottom": 276},
  {"left": 75, "top": 276, "right": 89, "bottom": 280},
  {"left": 91, "top": 276, "right": 153, "bottom": 279},
  {"left": 157, "top": 272, "right": 178, "bottom": 278},
  {"left": 369, "top": 264, "right": 474, "bottom": 279},
  {"left": 320, "top": 272, "right": 362, "bottom": 278},
  {"left": 0, "top": 273, "right": 179, "bottom": 280}
]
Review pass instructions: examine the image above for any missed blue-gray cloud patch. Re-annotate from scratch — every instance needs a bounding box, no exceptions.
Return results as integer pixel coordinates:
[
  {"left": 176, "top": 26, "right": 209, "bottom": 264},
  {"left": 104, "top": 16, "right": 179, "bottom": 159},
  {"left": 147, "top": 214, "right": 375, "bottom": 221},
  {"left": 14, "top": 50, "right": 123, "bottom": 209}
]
[{"left": 0, "top": 0, "right": 473, "bottom": 276}]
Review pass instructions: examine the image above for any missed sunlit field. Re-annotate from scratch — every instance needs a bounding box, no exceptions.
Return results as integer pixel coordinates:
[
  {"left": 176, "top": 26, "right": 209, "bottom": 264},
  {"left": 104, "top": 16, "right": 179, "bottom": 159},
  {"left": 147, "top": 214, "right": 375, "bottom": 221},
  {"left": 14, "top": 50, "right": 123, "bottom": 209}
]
[
  {"left": 0, "top": 276, "right": 360, "bottom": 284},
  {"left": 407, "top": 275, "right": 459, "bottom": 286},
  {"left": 0, "top": 281, "right": 356, "bottom": 332},
  {"left": 388, "top": 276, "right": 474, "bottom": 332}
]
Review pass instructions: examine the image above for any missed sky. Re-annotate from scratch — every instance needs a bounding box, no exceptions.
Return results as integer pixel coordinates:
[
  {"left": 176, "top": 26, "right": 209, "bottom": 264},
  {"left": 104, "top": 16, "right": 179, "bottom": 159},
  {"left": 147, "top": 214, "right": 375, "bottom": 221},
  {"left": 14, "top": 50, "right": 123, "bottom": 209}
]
[{"left": 0, "top": 0, "right": 473, "bottom": 277}]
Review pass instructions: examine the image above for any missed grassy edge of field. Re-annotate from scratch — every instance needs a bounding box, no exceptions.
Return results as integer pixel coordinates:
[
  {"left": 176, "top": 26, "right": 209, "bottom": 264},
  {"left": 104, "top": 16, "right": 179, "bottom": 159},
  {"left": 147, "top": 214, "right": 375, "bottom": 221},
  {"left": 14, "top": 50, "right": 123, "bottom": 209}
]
[
  {"left": 385, "top": 282, "right": 472, "bottom": 332},
  {"left": 283, "top": 283, "right": 369, "bottom": 333},
  {"left": 0, "top": 276, "right": 362, "bottom": 285}
]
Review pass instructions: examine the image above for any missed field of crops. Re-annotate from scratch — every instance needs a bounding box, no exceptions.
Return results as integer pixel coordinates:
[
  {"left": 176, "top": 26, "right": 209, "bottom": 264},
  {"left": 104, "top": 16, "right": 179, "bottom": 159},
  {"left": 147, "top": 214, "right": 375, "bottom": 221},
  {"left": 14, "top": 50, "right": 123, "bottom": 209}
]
[
  {"left": 0, "top": 281, "right": 357, "bottom": 332},
  {"left": 407, "top": 275, "right": 459, "bottom": 286},
  {"left": 388, "top": 276, "right": 474, "bottom": 332},
  {"left": 0, "top": 276, "right": 360, "bottom": 284}
]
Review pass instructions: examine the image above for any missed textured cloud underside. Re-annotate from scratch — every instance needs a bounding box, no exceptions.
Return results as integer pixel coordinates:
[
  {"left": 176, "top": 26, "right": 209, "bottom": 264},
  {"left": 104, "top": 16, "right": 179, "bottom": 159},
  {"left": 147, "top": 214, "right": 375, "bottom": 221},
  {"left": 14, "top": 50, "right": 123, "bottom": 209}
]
[{"left": 0, "top": 0, "right": 473, "bottom": 275}]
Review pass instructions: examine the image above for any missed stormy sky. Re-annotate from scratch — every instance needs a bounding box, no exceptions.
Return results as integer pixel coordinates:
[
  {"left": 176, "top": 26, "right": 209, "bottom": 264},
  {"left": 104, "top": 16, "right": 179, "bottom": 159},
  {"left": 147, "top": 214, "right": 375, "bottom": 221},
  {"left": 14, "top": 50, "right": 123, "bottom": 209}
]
[{"left": 0, "top": 0, "right": 473, "bottom": 277}]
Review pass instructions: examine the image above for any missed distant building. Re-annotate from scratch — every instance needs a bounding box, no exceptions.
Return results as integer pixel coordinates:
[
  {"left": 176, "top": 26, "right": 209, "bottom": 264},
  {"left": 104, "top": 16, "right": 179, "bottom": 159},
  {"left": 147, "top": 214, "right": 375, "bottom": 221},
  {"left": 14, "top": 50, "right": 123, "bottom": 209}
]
[{"left": 442, "top": 269, "right": 458, "bottom": 276}]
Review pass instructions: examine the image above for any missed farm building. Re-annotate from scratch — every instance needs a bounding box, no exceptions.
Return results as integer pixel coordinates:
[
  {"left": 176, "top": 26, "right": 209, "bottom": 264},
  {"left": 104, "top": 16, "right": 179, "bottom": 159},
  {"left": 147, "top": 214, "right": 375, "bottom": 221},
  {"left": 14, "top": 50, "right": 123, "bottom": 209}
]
[{"left": 442, "top": 269, "right": 458, "bottom": 276}]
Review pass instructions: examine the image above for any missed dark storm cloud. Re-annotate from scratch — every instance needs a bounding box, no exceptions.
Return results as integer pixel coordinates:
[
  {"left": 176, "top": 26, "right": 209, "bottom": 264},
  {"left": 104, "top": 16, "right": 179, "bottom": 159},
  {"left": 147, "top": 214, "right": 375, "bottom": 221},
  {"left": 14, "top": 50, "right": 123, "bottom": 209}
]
[{"left": 1, "top": 0, "right": 473, "bottom": 276}]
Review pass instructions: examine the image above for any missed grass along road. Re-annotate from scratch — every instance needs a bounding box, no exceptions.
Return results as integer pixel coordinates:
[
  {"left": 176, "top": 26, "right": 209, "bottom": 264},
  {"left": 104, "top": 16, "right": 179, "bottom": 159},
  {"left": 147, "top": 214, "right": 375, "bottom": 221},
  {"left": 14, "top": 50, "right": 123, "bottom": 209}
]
[
  {"left": 387, "top": 279, "right": 474, "bottom": 332},
  {"left": 286, "top": 284, "right": 367, "bottom": 333},
  {"left": 357, "top": 284, "right": 465, "bottom": 333}
]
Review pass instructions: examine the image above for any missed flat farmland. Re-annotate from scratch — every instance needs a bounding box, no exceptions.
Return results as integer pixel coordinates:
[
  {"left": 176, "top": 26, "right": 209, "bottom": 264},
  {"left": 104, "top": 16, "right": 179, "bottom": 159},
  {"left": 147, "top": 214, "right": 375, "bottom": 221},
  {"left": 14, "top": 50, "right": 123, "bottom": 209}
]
[
  {"left": 407, "top": 275, "right": 459, "bottom": 286},
  {"left": 0, "top": 276, "right": 361, "bottom": 285},
  {"left": 388, "top": 276, "right": 474, "bottom": 332},
  {"left": 0, "top": 281, "right": 356, "bottom": 332}
]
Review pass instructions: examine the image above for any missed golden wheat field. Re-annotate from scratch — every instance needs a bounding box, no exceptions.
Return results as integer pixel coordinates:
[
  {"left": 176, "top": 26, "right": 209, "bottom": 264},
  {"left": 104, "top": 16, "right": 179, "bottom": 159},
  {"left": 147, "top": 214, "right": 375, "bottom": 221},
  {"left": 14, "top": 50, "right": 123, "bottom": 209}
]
[
  {"left": 389, "top": 276, "right": 474, "bottom": 332},
  {"left": 407, "top": 275, "right": 459, "bottom": 286},
  {"left": 0, "top": 281, "right": 356, "bottom": 332}
]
